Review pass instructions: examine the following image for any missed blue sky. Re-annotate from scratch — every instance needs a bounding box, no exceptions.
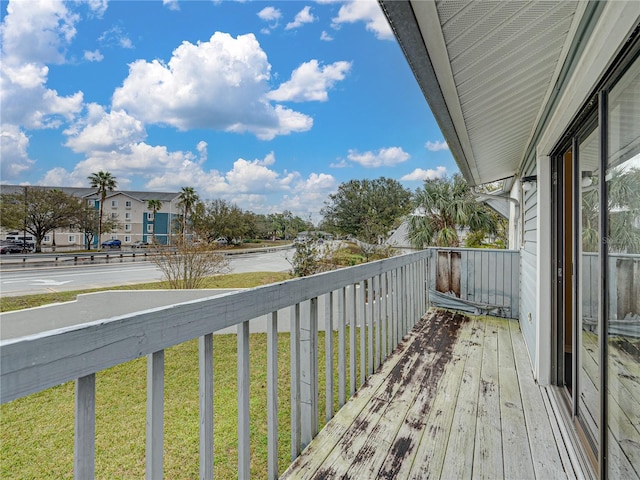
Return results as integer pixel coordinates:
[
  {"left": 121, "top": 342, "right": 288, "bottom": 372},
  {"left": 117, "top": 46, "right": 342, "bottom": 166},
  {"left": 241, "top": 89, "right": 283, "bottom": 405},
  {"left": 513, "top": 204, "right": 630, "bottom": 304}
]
[{"left": 0, "top": 0, "right": 456, "bottom": 219}]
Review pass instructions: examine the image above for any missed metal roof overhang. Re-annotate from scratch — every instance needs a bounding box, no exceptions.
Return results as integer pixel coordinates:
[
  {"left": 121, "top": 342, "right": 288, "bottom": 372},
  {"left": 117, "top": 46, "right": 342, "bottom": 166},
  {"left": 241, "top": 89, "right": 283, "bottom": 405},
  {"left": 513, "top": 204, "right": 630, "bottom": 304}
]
[{"left": 379, "top": 0, "right": 585, "bottom": 187}]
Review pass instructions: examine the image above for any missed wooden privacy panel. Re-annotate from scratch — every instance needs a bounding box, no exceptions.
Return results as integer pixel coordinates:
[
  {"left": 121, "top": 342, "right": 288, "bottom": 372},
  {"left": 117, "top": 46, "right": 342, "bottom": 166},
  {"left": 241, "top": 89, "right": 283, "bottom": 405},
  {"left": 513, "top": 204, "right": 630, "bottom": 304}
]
[{"left": 430, "top": 248, "right": 520, "bottom": 319}]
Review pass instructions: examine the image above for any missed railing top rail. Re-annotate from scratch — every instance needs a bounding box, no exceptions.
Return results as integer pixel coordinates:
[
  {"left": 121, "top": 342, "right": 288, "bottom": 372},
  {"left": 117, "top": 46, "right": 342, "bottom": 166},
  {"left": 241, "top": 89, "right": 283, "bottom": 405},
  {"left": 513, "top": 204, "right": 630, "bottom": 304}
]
[
  {"left": 426, "top": 246, "right": 520, "bottom": 254},
  {"left": 1, "top": 250, "right": 429, "bottom": 404}
]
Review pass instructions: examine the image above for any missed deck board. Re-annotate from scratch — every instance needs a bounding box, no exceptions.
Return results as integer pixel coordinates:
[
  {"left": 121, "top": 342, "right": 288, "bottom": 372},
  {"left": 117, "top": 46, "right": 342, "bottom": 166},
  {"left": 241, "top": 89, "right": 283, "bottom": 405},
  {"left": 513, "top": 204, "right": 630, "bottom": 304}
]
[{"left": 281, "top": 311, "right": 571, "bottom": 480}]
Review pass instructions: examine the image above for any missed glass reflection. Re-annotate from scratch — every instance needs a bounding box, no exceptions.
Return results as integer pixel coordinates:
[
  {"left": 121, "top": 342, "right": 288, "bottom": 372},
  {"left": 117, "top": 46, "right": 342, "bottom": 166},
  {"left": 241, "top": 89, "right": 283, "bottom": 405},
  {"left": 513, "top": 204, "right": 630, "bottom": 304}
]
[
  {"left": 578, "top": 127, "right": 599, "bottom": 447},
  {"left": 607, "top": 58, "right": 640, "bottom": 479}
]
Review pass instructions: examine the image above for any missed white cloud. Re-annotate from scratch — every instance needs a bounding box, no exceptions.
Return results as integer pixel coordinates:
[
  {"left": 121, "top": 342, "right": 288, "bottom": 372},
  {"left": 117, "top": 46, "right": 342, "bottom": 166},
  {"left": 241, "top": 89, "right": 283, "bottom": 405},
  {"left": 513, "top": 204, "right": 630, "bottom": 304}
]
[
  {"left": 64, "top": 104, "right": 146, "bottom": 153},
  {"left": 258, "top": 6, "right": 281, "bottom": 22},
  {"left": 331, "top": 0, "right": 393, "bottom": 40},
  {"left": 347, "top": 147, "right": 410, "bottom": 168},
  {"left": 84, "top": 49, "right": 104, "bottom": 62},
  {"left": 267, "top": 59, "right": 351, "bottom": 102},
  {"left": 279, "top": 173, "right": 337, "bottom": 218},
  {"left": 329, "top": 159, "right": 349, "bottom": 168},
  {"left": 87, "top": 0, "right": 108, "bottom": 18},
  {"left": 98, "top": 26, "right": 134, "bottom": 49},
  {"left": 1, "top": 59, "right": 83, "bottom": 130},
  {"left": 0, "top": 125, "right": 34, "bottom": 180},
  {"left": 425, "top": 140, "right": 449, "bottom": 152},
  {"left": 112, "top": 32, "right": 313, "bottom": 140},
  {"left": 286, "top": 6, "right": 317, "bottom": 30},
  {"left": 0, "top": 0, "right": 84, "bottom": 130},
  {"left": 163, "top": 0, "right": 180, "bottom": 11},
  {"left": 0, "top": 0, "right": 79, "bottom": 65},
  {"left": 320, "top": 30, "right": 333, "bottom": 42},
  {"left": 401, "top": 166, "right": 448, "bottom": 181}
]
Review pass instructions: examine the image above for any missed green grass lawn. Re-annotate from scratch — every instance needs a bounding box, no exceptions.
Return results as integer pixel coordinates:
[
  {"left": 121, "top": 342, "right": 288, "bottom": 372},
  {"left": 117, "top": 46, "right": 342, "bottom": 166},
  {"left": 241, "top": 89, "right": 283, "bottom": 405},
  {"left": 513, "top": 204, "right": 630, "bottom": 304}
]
[{"left": 0, "top": 271, "right": 365, "bottom": 479}]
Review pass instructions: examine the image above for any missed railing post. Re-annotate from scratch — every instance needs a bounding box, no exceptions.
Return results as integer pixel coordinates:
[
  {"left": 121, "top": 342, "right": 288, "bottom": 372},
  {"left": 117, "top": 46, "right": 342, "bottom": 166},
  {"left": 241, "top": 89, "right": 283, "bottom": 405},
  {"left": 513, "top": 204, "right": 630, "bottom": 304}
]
[
  {"left": 74, "top": 374, "right": 95, "bottom": 480},
  {"left": 237, "top": 321, "right": 250, "bottom": 479},
  {"left": 290, "top": 304, "right": 301, "bottom": 459},
  {"left": 199, "top": 334, "right": 214, "bottom": 480},
  {"left": 147, "top": 350, "right": 164, "bottom": 479},
  {"left": 267, "top": 311, "right": 279, "bottom": 479},
  {"left": 325, "top": 292, "right": 334, "bottom": 423}
]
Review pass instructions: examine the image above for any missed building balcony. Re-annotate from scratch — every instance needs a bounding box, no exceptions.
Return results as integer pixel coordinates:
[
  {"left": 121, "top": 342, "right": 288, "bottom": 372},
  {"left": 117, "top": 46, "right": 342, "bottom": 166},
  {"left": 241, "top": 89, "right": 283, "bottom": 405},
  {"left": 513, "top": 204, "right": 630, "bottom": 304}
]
[{"left": 2, "top": 248, "right": 637, "bottom": 478}]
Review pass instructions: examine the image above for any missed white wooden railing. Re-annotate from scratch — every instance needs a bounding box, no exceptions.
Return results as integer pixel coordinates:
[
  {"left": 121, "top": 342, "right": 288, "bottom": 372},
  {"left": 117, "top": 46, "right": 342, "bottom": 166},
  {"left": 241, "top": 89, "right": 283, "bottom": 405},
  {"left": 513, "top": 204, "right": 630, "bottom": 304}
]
[{"left": 1, "top": 250, "right": 428, "bottom": 479}]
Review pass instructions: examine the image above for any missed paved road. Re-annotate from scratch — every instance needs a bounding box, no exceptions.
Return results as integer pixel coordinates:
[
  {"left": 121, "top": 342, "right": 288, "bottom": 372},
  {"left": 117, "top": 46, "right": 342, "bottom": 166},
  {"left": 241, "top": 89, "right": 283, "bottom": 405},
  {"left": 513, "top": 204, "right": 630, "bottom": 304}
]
[{"left": 0, "top": 249, "right": 293, "bottom": 297}]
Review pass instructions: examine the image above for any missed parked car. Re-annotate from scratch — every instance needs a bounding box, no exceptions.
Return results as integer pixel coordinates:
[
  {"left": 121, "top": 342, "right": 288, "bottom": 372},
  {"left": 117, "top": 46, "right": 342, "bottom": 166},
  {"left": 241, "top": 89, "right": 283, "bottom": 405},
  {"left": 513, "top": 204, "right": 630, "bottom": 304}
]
[
  {"left": 215, "top": 237, "right": 228, "bottom": 246},
  {"left": 132, "top": 240, "right": 149, "bottom": 249},
  {"left": 0, "top": 241, "right": 25, "bottom": 254},
  {"left": 101, "top": 239, "right": 122, "bottom": 248}
]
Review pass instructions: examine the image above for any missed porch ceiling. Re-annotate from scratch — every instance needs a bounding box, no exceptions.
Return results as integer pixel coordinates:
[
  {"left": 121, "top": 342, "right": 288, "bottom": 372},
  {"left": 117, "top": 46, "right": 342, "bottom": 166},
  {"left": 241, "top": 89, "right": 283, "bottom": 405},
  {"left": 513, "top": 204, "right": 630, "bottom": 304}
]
[{"left": 380, "top": 0, "right": 580, "bottom": 186}]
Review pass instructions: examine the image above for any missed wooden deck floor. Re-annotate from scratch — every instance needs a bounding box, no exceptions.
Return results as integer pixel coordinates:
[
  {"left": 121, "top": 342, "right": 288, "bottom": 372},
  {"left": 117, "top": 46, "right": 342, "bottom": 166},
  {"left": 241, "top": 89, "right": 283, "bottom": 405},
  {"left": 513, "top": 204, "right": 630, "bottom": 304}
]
[{"left": 281, "top": 311, "right": 574, "bottom": 479}]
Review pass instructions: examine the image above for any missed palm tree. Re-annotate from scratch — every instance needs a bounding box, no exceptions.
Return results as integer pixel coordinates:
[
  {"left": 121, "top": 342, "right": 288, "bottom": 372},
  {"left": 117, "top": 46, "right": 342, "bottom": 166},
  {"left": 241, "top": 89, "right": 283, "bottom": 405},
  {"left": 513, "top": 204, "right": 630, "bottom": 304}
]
[
  {"left": 147, "top": 199, "right": 163, "bottom": 244},
  {"left": 178, "top": 186, "right": 199, "bottom": 242},
  {"left": 88, "top": 171, "right": 117, "bottom": 247},
  {"left": 407, "top": 174, "right": 500, "bottom": 248}
]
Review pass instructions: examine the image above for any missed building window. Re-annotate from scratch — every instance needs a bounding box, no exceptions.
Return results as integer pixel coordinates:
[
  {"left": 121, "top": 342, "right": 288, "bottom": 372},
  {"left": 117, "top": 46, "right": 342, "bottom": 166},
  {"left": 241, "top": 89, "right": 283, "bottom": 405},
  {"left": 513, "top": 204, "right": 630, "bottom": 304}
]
[
  {"left": 111, "top": 200, "right": 118, "bottom": 208},
  {"left": 68, "top": 235, "right": 75, "bottom": 243},
  {"left": 125, "top": 212, "right": 131, "bottom": 220},
  {"left": 147, "top": 212, "right": 154, "bottom": 221},
  {"left": 125, "top": 200, "right": 132, "bottom": 208},
  {"left": 87, "top": 200, "right": 94, "bottom": 207},
  {"left": 111, "top": 213, "right": 118, "bottom": 219},
  {"left": 125, "top": 224, "right": 131, "bottom": 231},
  {"left": 124, "top": 236, "right": 131, "bottom": 242},
  {"left": 147, "top": 224, "right": 154, "bottom": 233},
  {"left": 44, "top": 235, "right": 51, "bottom": 242}
]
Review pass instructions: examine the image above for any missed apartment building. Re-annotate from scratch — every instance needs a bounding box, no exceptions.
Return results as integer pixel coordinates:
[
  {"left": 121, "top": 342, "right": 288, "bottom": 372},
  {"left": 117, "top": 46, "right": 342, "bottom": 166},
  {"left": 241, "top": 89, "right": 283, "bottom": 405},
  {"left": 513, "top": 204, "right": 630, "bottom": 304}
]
[{"left": 0, "top": 185, "right": 182, "bottom": 248}]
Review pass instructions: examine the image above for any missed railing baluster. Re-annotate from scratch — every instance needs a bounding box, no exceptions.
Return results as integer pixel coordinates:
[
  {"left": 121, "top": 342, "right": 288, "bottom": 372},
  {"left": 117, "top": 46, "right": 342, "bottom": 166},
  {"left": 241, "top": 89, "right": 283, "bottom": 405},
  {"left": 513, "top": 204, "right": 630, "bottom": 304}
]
[
  {"left": 290, "top": 304, "right": 301, "bottom": 459},
  {"left": 237, "top": 321, "right": 250, "bottom": 480},
  {"left": 338, "top": 289, "right": 346, "bottom": 407},
  {"left": 367, "top": 277, "right": 374, "bottom": 376},
  {"left": 267, "top": 311, "right": 278, "bottom": 480},
  {"left": 199, "top": 334, "right": 214, "bottom": 480},
  {"left": 348, "top": 285, "right": 356, "bottom": 397},
  {"left": 147, "top": 350, "right": 164, "bottom": 480},
  {"left": 381, "top": 272, "right": 388, "bottom": 361},
  {"left": 392, "top": 268, "right": 398, "bottom": 348},
  {"left": 358, "top": 280, "right": 366, "bottom": 387},
  {"left": 75, "top": 374, "right": 95, "bottom": 480},
  {"left": 300, "top": 299, "right": 318, "bottom": 449},
  {"left": 325, "top": 292, "right": 334, "bottom": 423},
  {"left": 374, "top": 275, "right": 381, "bottom": 370}
]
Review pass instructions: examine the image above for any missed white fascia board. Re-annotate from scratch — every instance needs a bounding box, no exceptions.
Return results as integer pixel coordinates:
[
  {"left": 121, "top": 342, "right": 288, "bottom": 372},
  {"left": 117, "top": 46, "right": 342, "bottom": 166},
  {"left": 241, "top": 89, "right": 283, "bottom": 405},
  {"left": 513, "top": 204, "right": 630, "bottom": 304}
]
[{"left": 410, "top": 0, "right": 479, "bottom": 182}]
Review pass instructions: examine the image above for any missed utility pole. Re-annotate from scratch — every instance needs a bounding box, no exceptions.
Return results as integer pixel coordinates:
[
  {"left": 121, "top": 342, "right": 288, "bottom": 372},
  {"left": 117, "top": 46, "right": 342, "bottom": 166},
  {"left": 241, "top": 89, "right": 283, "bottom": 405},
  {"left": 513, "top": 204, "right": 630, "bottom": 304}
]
[{"left": 22, "top": 186, "right": 28, "bottom": 254}]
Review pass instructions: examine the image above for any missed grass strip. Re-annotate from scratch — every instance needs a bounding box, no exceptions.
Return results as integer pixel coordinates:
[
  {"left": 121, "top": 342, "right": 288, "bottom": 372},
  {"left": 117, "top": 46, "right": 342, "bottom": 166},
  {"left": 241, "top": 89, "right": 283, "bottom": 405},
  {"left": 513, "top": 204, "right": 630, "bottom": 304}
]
[{"left": 1, "top": 271, "right": 365, "bottom": 479}]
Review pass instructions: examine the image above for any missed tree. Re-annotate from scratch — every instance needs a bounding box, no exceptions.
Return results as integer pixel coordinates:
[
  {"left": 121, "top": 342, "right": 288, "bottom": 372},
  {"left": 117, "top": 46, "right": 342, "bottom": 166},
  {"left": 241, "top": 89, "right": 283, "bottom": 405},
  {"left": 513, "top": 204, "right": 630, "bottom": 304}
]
[
  {"left": 88, "top": 171, "right": 117, "bottom": 245},
  {"left": 74, "top": 202, "right": 119, "bottom": 250},
  {"left": 321, "top": 177, "right": 412, "bottom": 244},
  {"left": 0, "top": 187, "right": 80, "bottom": 252},
  {"left": 178, "top": 186, "right": 199, "bottom": 241},
  {"left": 192, "top": 199, "right": 250, "bottom": 243},
  {"left": 582, "top": 167, "right": 640, "bottom": 253},
  {"left": 147, "top": 199, "right": 163, "bottom": 244},
  {"left": 407, "top": 174, "right": 502, "bottom": 248}
]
